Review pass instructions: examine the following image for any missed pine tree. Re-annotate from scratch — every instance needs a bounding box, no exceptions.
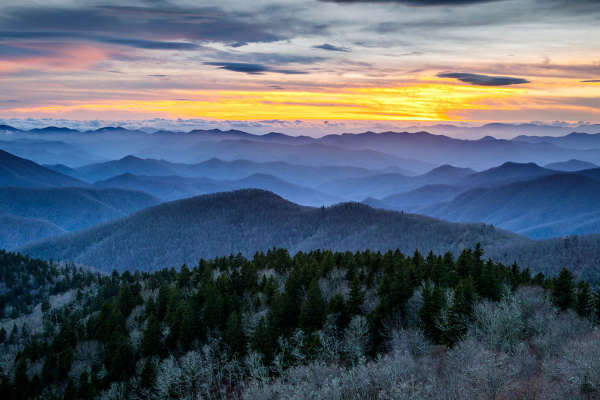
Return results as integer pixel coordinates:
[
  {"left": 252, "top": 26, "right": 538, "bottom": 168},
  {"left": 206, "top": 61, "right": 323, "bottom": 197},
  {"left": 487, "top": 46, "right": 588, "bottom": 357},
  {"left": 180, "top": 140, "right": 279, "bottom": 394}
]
[
  {"left": 117, "top": 284, "right": 138, "bottom": 316},
  {"left": 595, "top": 289, "right": 600, "bottom": 323},
  {"left": 443, "top": 277, "right": 476, "bottom": 346},
  {"left": 328, "top": 293, "right": 350, "bottom": 329},
  {"left": 224, "top": 311, "right": 246, "bottom": 356},
  {"left": 142, "top": 314, "right": 162, "bottom": 357},
  {"left": 156, "top": 282, "right": 170, "bottom": 321},
  {"left": 41, "top": 299, "right": 51, "bottom": 313},
  {"left": 347, "top": 276, "right": 365, "bottom": 316},
  {"left": 140, "top": 358, "right": 156, "bottom": 390},
  {"left": 575, "top": 281, "right": 594, "bottom": 318},
  {"left": 419, "top": 282, "right": 446, "bottom": 344},
  {"left": 300, "top": 279, "right": 326, "bottom": 333},
  {"left": 479, "top": 260, "right": 502, "bottom": 301},
  {"left": 252, "top": 317, "right": 273, "bottom": 362},
  {"left": 552, "top": 268, "right": 575, "bottom": 311},
  {"left": 106, "top": 334, "right": 136, "bottom": 381},
  {"left": 77, "top": 371, "right": 93, "bottom": 399},
  {"left": 179, "top": 304, "right": 195, "bottom": 349}
]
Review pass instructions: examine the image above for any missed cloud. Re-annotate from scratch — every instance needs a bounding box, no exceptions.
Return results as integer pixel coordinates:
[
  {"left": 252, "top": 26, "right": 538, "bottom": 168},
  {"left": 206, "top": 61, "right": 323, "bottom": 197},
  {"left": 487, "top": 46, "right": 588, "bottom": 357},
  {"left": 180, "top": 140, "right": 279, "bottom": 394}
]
[
  {"left": 581, "top": 80, "right": 600, "bottom": 83},
  {"left": 313, "top": 43, "right": 351, "bottom": 52},
  {"left": 0, "top": 5, "right": 283, "bottom": 48},
  {"left": 320, "top": 0, "right": 501, "bottom": 5},
  {"left": 437, "top": 72, "right": 530, "bottom": 86},
  {"left": 0, "top": 31, "right": 198, "bottom": 51},
  {"left": 0, "top": 43, "right": 51, "bottom": 59},
  {"left": 204, "top": 62, "right": 307, "bottom": 75}
]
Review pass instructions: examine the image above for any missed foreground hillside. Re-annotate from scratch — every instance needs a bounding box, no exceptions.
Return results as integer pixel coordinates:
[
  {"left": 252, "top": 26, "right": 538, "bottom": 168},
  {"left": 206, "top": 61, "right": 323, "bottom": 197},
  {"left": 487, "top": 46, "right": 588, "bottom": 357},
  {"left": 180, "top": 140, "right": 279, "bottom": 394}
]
[
  {"left": 20, "top": 189, "right": 522, "bottom": 272},
  {"left": 1, "top": 248, "right": 598, "bottom": 399}
]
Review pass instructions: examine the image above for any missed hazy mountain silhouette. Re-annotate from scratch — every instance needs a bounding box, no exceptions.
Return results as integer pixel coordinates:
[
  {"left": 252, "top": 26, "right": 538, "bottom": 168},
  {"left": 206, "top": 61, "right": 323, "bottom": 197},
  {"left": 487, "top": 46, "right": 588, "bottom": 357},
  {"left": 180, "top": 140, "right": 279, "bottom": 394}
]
[
  {"left": 0, "top": 149, "right": 86, "bottom": 188},
  {"left": 316, "top": 131, "right": 600, "bottom": 169},
  {"left": 5, "top": 124, "right": 600, "bottom": 170},
  {"left": 364, "top": 184, "right": 464, "bottom": 213},
  {"left": 76, "top": 155, "right": 180, "bottom": 182},
  {"left": 95, "top": 172, "right": 340, "bottom": 206},
  {"left": 317, "top": 173, "right": 415, "bottom": 200},
  {"left": 458, "top": 162, "right": 556, "bottom": 188},
  {"left": 413, "top": 164, "right": 476, "bottom": 185},
  {"left": 514, "top": 132, "right": 600, "bottom": 150},
  {"left": 0, "top": 187, "right": 159, "bottom": 231},
  {"left": 424, "top": 173, "right": 600, "bottom": 238},
  {"left": 0, "top": 139, "right": 104, "bottom": 166},
  {"left": 71, "top": 156, "right": 411, "bottom": 186},
  {"left": 545, "top": 159, "right": 598, "bottom": 171}
]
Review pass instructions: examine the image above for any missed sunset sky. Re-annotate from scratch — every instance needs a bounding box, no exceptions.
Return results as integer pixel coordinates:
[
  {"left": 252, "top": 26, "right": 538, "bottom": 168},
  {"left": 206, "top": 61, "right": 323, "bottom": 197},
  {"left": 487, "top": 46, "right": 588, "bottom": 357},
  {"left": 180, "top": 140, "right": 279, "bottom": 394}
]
[{"left": 0, "top": 0, "right": 599, "bottom": 134}]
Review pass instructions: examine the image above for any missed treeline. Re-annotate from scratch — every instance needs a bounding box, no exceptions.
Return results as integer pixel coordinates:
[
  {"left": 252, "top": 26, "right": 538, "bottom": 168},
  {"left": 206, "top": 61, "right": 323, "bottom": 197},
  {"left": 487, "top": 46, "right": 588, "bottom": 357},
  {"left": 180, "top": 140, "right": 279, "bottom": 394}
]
[
  {"left": 0, "top": 246, "right": 599, "bottom": 399},
  {"left": 0, "top": 251, "right": 95, "bottom": 319}
]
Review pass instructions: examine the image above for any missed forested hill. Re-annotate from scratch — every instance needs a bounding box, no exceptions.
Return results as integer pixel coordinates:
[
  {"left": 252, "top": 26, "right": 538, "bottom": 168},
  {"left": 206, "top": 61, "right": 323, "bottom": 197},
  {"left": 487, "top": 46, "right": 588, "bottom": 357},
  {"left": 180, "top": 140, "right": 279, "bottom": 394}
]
[
  {"left": 20, "top": 189, "right": 522, "bottom": 272},
  {"left": 1, "top": 247, "right": 598, "bottom": 399}
]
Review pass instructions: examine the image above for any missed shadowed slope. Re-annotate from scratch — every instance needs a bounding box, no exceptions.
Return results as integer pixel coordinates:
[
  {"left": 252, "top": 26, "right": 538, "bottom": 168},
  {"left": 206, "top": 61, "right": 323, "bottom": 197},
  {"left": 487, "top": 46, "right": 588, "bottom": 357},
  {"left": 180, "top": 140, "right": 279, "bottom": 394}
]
[{"left": 20, "top": 189, "right": 522, "bottom": 272}]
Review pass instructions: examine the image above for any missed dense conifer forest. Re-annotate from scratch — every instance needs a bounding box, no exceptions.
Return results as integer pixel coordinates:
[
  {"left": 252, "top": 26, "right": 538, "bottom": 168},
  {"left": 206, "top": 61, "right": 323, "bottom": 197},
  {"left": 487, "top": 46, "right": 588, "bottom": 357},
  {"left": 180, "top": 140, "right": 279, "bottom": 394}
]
[{"left": 1, "top": 247, "right": 599, "bottom": 399}]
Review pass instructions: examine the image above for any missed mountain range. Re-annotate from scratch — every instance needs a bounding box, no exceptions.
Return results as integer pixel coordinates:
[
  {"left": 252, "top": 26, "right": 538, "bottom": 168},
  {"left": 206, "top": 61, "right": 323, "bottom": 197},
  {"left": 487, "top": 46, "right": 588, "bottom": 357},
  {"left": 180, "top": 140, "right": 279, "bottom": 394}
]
[
  {"left": 0, "top": 187, "right": 159, "bottom": 247},
  {"left": 94, "top": 172, "right": 340, "bottom": 205},
  {"left": 3, "top": 125, "right": 600, "bottom": 279},
  {"left": 17, "top": 189, "right": 600, "bottom": 282},
  {"left": 0, "top": 149, "right": 85, "bottom": 188},
  {"left": 2, "top": 124, "right": 600, "bottom": 170},
  {"left": 545, "top": 159, "right": 598, "bottom": 171}
]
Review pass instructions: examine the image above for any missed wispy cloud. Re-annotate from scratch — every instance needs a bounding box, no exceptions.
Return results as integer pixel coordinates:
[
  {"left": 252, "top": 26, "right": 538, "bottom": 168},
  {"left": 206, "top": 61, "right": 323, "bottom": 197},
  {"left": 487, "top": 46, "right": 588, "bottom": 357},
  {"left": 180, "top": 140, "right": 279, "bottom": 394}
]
[
  {"left": 204, "top": 62, "right": 307, "bottom": 75},
  {"left": 313, "top": 43, "right": 350, "bottom": 52},
  {"left": 437, "top": 72, "right": 530, "bottom": 86},
  {"left": 320, "top": 0, "right": 501, "bottom": 4}
]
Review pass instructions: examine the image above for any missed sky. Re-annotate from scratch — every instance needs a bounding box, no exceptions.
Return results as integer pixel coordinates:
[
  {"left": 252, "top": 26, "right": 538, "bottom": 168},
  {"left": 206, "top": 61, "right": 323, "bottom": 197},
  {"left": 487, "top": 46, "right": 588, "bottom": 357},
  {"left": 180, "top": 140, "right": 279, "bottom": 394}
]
[{"left": 0, "top": 0, "right": 598, "bottom": 135}]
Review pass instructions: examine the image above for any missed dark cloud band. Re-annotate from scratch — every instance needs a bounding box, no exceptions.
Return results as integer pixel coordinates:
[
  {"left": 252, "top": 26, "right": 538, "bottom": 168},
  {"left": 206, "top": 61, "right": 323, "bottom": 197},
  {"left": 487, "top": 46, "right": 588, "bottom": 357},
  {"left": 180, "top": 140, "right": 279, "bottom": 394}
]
[
  {"left": 313, "top": 43, "right": 351, "bottom": 52},
  {"left": 438, "top": 72, "right": 530, "bottom": 86},
  {"left": 204, "top": 62, "right": 307, "bottom": 75},
  {"left": 320, "top": 0, "right": 501, "bottom": 5}
]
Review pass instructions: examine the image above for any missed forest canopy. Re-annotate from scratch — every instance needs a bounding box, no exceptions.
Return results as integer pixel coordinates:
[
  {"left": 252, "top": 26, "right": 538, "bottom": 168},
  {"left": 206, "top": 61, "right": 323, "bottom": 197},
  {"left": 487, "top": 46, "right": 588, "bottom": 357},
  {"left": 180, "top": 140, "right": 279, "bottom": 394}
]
[{"left": 0, "top": 246, "right": 599, "bottom": 399}]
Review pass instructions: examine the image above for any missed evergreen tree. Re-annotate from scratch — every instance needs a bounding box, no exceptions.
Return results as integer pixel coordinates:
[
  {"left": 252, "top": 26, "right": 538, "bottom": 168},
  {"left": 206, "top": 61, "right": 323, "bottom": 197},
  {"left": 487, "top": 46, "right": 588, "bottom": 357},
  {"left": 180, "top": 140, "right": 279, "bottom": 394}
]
[
  {"left": 41, "top": 299, "right": 51, "bottom": 313},
  {"left": 117, "top": 284, "right": 138, "bottom": 316},
  {"left": 140, "top": 358, "right": 156, "bottom": 390},
  {"left": 575, "top": 281, "right": 594, "bottom": 318},
  {"left": 106, "top": 334, "right": 136, "bottom": 381},
  {"left": 179, "top": 304, "right": 195, "bottom": 349},
  {"left": 552, "top": 268, "right": 575, "bottom": 311},
  {"left": 299, "top": 279, "right": 326, "bottom": 332},
  {"left": 595, "top": 289, "right": 600, "bottom": 323},
  {"left": 252, "top": 317, "right": 273, "bottom": 362},
  {"left": 443, "top": 277, "right": 476, "bottom": 346},
  {"left": 479, "top": 260, "right": 502, "bottom": 301},
  {"left": 347, "top": 276, "right": 365, "bottom": 316},
  {"left": 142, "top": 314, "right": 162, "bottom": 357},
  {"left": 13, "top": 359, "right": 30, "bottom": 400},
  {"left": 156, "top": 282, "right": 170, "bottom": 321},
  {"left": 224, "top": 311, "right": 246, "bottom": 356},
  {"left": 419, "top": 282, "right": 446, "bottom": 343},
  {"left": 328, "top": 293, "right": 350, "bottom": 329},
  {"left": 77, "top": 371, "right": 93, "bottom": 399}
]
